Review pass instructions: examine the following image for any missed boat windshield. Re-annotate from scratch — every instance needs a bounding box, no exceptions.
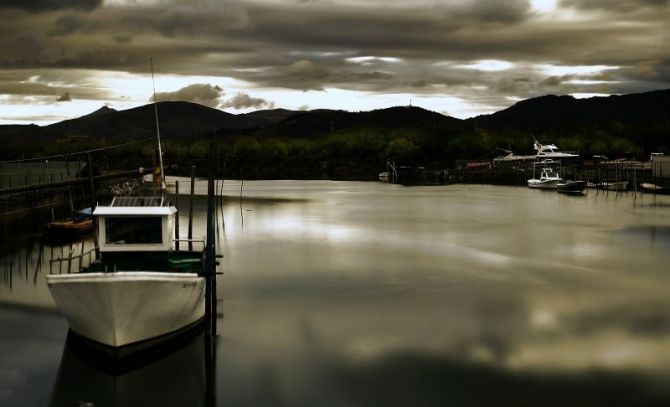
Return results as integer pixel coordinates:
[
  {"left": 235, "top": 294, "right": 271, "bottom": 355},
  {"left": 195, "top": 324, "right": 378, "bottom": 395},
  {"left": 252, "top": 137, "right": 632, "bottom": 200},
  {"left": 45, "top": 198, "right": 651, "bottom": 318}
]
[{"left": 106, "top": 216, "right": 162, "bottom": 244}]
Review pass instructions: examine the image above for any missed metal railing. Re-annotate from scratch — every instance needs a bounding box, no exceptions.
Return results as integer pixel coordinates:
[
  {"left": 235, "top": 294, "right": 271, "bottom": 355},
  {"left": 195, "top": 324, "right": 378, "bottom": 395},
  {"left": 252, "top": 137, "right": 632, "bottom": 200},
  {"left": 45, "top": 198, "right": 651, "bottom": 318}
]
[{"left": 49, "top": 244, "right": 97, "bottom": 274}]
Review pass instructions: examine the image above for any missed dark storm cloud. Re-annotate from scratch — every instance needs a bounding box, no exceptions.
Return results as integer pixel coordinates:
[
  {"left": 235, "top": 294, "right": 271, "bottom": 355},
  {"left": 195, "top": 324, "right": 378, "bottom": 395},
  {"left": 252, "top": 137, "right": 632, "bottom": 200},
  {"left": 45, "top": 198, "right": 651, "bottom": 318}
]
[
  {"left": 221, "top": 92, "right": 275, "bottom": 110},
  {"left": 0, "top": 1, "right": 661, "bottom": 71},
  {"left": 0, "top": 0, "right": 668, "bottom": 117},
  {"left": 0, "top": 0, "right": 102, "bottom": 13},
  {"left": 153, "top": 83, "right": 224, "bottom": 108}
]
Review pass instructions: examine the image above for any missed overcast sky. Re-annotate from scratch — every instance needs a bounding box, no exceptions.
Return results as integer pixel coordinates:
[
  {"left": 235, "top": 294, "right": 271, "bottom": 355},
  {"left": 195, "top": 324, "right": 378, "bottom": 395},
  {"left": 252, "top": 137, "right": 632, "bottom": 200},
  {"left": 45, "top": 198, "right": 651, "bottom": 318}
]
[{"left": 0, "top": 0, "right": 668, "bottom": 124}]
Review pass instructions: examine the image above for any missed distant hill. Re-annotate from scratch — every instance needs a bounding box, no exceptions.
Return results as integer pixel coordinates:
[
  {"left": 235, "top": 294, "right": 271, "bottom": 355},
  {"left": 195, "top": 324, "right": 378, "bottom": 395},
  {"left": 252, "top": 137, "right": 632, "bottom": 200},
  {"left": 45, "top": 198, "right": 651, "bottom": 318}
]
[
  {"left": 241, "top": 108, "right": 301, "bottom": 128},
  {"left": 39, "top": 101, "right": 258, "bottom": 142},
  {"left": 252, "top": 106, "right": 465, "bottom": 137},
  {"left": 471, "top": 89, "right": 670, "bottom": 131}
]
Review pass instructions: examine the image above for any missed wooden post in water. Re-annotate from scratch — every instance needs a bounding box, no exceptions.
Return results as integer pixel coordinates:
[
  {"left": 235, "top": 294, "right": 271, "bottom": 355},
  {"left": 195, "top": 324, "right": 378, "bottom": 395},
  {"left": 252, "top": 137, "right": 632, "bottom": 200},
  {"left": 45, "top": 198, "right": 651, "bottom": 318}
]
[
  {"left": 205, "top": 142, "right": 217, "bottom": 337},
  {"left": 68, "top": 188, "right": 74, "bottom": 213},
  {"left": 175, "top": 180, "right": 180, "bottom": 251},
  {"left": 78, "top": 241, "right": 85, "bottom": 271},
  {"left": 188, "top": 165, "right": 195, "bottom": 251},
  {"left": 204, "top": 332, "right": 216, "bottom": 407},
  {"left": 87, "top": 153, "right": 99, "bottom": 255},
  {"left": 87, "top": 153, "right": 96, "bottom": 209}
]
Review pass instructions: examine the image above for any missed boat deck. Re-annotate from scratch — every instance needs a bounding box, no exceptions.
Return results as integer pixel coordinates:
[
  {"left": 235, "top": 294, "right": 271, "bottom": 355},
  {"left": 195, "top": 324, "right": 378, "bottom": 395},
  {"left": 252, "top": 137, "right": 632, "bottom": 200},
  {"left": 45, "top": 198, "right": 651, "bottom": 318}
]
[{"left": 84, "top": 250, "right": 203, "bottom": 274}]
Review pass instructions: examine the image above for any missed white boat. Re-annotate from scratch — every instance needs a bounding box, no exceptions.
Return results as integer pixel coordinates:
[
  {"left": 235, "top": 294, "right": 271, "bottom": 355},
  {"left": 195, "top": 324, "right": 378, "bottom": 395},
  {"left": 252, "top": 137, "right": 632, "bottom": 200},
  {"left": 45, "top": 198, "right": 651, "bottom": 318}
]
[
  {"left": 640, "top": 182, "right": 670, "bottom": 195},
  {"left": 46, "top": 197, "right": 206, "bottom": 348},
  {"left": 528, "top": 167, "right": 563, "bottom": 189},
  {"left": 494, "top": 140, "right": 578, "bottom": 163},
  {"left": 598, "top": 181, "right": 628, "bottom": 191},
  {"left": 533, "top": 140, "right": 579, "bottom": 160}
]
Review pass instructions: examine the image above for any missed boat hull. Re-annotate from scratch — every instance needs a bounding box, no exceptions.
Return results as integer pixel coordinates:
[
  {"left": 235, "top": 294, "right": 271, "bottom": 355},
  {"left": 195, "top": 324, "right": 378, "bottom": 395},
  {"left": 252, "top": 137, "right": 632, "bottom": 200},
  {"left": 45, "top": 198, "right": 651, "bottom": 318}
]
[
  {"left": 47, "top": 272, "right": 205, "bottom": 348},
  {"left": 599, "top": 181, "right": 628, "bottom": 191},
  {"left": 640, "top": 183, "right": 670, "bottom": 195},
  {"left": 527, "top": 179, "right": 560, "bottom": 189},
  {"left": 557, "top": 180, "right": 586, "bottom": 194}
]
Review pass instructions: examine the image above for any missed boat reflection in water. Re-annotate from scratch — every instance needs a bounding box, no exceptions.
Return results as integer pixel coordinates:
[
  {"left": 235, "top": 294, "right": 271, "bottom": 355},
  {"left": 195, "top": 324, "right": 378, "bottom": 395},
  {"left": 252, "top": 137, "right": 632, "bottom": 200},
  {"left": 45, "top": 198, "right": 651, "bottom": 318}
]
[{"left": 49, "top": 328, "right": 215, "bottom": 407}]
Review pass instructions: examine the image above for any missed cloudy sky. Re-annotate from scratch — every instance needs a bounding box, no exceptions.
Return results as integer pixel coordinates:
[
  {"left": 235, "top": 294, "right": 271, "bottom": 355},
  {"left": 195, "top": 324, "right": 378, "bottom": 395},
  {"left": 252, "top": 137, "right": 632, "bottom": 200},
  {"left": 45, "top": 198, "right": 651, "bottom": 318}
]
[{"left": 0, "top": 0, "right": 668, "bottom": 124}]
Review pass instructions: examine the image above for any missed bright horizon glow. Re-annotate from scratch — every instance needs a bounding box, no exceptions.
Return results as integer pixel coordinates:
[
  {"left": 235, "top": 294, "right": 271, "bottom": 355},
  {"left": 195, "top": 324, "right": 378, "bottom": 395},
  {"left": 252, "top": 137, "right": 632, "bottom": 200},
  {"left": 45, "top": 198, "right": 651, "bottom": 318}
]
[
  {"left": 455, "top": 60, "right": 515, "bottom": 72},
  {"left": 570, "top": 92, "right": 611, "bottom": 99},
  {"left": 530, "top": 0, "right": 558, "bottom": 13},
  {"left": 346, "top": 56, "right": 402, "bottom": 65},
  {"left": 537, "top": 64, "right": 621, "bottom": 76},
  {"left": 566, "top": 79, "right": 621, "bottom": 85}
]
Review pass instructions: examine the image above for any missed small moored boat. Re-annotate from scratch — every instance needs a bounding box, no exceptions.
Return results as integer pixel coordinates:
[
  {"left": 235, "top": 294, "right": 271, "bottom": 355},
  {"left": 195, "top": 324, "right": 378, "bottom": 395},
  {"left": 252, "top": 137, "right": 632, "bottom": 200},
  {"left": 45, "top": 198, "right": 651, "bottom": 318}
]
[
  {"left": 45, "top": 208, "right": 94, "bottom": 239},
  {"left": 640, "top": 183, "right": 670, "bottom": 195},
  {"left": 557, "top": 180, "right": 586, "bottom": 194},
  {"left": 46, "top": 196, "right": 206, "bottom": 349},
  {"left": 528, "top": 167, "right": 563, "bottom": 189},
  {"left": 598, "top": 181, "right": 628, "bottom": 191}
]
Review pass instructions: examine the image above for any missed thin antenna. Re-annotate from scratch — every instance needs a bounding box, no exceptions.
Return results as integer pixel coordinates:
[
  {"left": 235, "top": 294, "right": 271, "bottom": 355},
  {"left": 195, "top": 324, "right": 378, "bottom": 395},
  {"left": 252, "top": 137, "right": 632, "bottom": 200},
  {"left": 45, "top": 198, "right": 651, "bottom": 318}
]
[{"left": 150, "top": 57, "right": 166, "bottom": 190}]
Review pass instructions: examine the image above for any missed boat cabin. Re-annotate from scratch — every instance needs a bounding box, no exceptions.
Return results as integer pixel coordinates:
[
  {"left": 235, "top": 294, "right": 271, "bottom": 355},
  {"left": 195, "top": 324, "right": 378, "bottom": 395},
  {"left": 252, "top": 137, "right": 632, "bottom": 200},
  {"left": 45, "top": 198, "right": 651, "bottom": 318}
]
[
  {"left": 90, "top": 197, "right": 202, "bottom": 273},
  {"left": 540, "top": 168, "right": 560, "bottom": 180}
]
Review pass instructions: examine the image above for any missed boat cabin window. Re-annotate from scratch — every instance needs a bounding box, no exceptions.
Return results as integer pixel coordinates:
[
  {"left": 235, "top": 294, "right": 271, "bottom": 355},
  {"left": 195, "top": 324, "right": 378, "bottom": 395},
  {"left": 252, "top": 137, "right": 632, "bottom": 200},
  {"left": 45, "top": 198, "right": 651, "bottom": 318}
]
[{"left": 105, "top": 216, "right": 162, "bottom": 245}]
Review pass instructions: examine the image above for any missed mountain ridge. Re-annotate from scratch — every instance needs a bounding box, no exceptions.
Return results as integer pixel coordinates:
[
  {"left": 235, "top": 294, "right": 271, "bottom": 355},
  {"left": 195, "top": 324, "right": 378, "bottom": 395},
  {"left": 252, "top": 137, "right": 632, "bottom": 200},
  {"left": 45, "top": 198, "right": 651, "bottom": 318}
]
[{"left": 1, "top": 88, "right": 668, "bottom": 159}]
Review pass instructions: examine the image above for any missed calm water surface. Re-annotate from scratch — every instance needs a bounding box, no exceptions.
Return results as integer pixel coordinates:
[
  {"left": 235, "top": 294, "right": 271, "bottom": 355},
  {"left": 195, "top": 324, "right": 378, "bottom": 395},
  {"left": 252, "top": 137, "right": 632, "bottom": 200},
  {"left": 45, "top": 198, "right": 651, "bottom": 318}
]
[{"left": 2, "top": 181, "right": 670, "bottom": 406}]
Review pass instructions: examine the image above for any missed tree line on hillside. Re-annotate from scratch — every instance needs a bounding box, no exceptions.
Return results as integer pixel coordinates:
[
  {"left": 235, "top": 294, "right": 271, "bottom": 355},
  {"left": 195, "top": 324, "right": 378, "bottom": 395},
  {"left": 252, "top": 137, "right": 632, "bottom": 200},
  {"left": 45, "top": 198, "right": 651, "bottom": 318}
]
[
  {"left": 160, "top": 122, "right": 664, "bottom": 179},
  {"left": 1, "top": 120, "right": 666, "bottom": 180}
]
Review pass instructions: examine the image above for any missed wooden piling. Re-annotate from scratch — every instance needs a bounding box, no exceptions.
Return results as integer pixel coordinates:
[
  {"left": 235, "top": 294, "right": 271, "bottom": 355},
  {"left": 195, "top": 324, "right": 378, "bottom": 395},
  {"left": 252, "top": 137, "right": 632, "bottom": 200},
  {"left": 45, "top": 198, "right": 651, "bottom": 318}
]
[
  {"left": 205, "top": 142, "right": 217, "bottom": 337},
  {"left": 188, "top": 166, "right": 195, "bottom": 251},
  {"left": 68, "top": 188, "right": 74, "bottom": 213},
  {"left": 87, "top": 153, "right": 99, "bottom": 255},
  {"left": 175, "top": 180, "right": 180, "bottom": 251}
]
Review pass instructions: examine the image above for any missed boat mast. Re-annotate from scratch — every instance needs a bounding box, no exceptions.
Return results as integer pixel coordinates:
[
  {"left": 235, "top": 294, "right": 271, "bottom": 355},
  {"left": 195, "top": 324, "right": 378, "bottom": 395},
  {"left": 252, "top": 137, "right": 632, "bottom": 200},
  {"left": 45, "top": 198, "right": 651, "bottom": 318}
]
[{"left": 150, "top": 57, "right": 166, "bottom": 191}]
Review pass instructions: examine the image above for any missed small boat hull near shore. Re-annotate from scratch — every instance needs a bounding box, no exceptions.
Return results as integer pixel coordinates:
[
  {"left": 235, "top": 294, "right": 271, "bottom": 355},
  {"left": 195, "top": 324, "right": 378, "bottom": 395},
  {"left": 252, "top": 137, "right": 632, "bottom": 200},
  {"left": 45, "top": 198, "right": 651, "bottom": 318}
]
[
  {"left": 640, "top": 183, "right": 670, "bottom": 195},
  {"left": 557, "top": 180, "right": 586, "bottom": 194},
  {"left": 44, "top": 208, "right": 93, "bottom": 240},
  {"left": 47, "top": 272, "right": 205, "bottom": 348},
  {"left": 599, "top": 181, "right": 628, "bottom": 191}
]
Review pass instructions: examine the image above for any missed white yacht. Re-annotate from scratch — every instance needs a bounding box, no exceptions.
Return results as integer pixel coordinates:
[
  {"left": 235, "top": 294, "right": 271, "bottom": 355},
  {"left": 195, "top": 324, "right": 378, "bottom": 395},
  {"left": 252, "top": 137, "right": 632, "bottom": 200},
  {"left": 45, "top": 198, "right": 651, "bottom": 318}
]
[
  {"left": 533, "top": 140, "right": 579, "bottom": 160},
  {"left": 494, "top": 140, "right": 578, "bottom": 163}
]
